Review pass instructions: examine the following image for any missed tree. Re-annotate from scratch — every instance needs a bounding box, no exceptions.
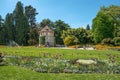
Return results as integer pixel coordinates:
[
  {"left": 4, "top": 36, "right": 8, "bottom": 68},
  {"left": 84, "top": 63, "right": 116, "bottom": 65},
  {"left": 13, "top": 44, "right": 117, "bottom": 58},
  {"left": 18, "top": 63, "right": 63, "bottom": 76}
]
[
  {"left": 28, "top": 27, "right": 39, "bottom": 45},
  {"left": 25, "top": 5, "right": 38, "bottom": 27},
  {"left": 0, "top": 15, "right": 6, "bottom": 44},
  {"left": 25, "top": 5, "right": 38, "bottom": 45},
  {"left": 86, "top": 24, "right": 90, "bottom": 30},
  {"left": 62, "top": 29, "right": 76, "bottom": 40},
  {"left": 0, "top": 15, "right": 4, "bottom": 33},
  {"left": 0, "top": 15, "right": 4, "bottom": 29},
  {"left": 54, "top": 20, "right": 70, "bottom": 45},
  {"left": 39, "top": 19, "right": 54, "bottom": 29},
  {"left": 62, "top": 28, "right": 93, "bottom": 45},
  {"left": 0, "top": 1, "right": 39, "bottom": 45},
  {"left": 75, "top": 28, "right": 88, "bottom": 44},
  {"left": 4, "top": 13, "right": 15, "bottom": 42},
  {"left": 92, "top": 11, "right": 114, "bottom": 43},
  {"left": 14, "top": 1, "right": 29, "bottom": 45},
  {"left": 64, "top": 35, "right": 78, "bottom": 46},
  {"left": 101, "top": 5, "right": 120, "bottom": 37},
  {"left": 86, "top": 30, "right": 94, "bottom": 44}
]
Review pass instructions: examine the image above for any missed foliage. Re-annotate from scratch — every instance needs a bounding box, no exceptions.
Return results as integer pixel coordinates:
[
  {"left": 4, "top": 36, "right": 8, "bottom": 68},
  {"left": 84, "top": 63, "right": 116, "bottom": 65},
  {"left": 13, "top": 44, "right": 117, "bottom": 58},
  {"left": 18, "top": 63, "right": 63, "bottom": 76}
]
[
  {"left": 0, "top": 1, "right": 38, "bottom": 46},
  {"left": 4, "top": 56, "right": 120, "bottom": 74},
  {"left": 92, "top": 5, "right": 120, "bottom": 44},
  {"left": 54, "top": 20, "right": 70, "bottom": 45},
  {"left": 86, "top": 24, "right": 90, "bottom": 30},
  {"left": 39, "top": 36, "right": 45, "bottom": 45},
  {"left": 92, "top": 11, "right": 114, "bottom": 43},
  {"left": 39, "top": 19, "right": 70, "bottom": 45},
  {"left": 0, "top": 15, "right": 6, "bottom": 44},
  {"left": 25, "top": 5, "right": 38, "bottom": 27},
  {"left": 102, "top": 5, "right": 120, "bottom": 37},
  {"left": 4, "top": 13, "right": 15, "bottom": 42},
  {"left": 0, "top": 4, "right": 120, "bottom": 46},
  {"left": 13, "top": 1, "right": 29, "bottom": 45},
  {"left": 63, "top": 36, "right": 73, "bottom": 46},
  {"left": 28, "top": 39, "right": 37, "bottom": 45},
  {"left": 101, "top": 38, "right": 113, "bottom": 45},
  {"left": 64, "top": 36, "right": 78, "bottom": 46},
  {"left": 0, "top": 15, "right": 4, "bottom": 28},
  {"left": 28, "top": 27, "right": 39, "bottom": 45},
  {"left": 96, "top": 44, "right": 120, "bottom": 50},
  {"left": 112, "top": 37, "right": 120, "bottom": 46},
  {"left": 39, "top": 19, "right": 54, "bottom": 29},
  {"left": 62, "top": 28, "right": 93, "bottom": 45}
]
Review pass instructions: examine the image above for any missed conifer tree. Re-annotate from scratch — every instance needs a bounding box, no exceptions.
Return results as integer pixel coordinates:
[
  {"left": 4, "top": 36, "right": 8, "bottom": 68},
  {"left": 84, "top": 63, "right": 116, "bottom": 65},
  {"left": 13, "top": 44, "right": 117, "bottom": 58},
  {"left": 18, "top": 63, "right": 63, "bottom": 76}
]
[{"left": 14, "top": 1, "right": 29, "bottom": 45}]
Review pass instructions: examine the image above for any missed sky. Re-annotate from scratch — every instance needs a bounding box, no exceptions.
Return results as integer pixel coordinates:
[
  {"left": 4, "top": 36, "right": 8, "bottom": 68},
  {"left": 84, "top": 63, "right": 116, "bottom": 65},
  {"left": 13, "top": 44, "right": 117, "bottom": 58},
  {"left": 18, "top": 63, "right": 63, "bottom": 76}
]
[{"left": 0, "top": 0, "right": 120, "bottom": 28}]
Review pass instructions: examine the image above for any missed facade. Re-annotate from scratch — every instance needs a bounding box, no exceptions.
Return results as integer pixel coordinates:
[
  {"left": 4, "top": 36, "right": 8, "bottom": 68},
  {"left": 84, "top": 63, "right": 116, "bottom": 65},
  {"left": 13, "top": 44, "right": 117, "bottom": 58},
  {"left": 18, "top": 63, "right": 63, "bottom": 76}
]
[{"left": 39, "top": 26, "right": 54, "bottom": 46}]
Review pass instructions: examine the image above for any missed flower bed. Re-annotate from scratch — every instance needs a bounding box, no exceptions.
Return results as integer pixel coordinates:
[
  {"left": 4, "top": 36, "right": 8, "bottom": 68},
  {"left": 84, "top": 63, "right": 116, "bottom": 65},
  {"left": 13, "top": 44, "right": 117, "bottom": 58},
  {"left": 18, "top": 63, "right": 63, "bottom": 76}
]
[{"left": 4, "top": 56, "right": 120, "bottom": 74}]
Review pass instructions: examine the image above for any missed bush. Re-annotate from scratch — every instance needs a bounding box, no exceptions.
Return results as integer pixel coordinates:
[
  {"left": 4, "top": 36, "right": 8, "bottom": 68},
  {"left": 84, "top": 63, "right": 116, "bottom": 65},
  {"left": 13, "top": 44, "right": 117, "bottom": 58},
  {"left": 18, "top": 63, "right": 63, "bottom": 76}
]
[
  {"left": 112, "top": 37, "right": 120, "bottom": 46},
  {"left": 64, "top": 36, "right": 78, "bottom": 46},
  {"left": 101, "top": 38, "right": 112, "bottom": 45},
  {"left": 0, "top": 53, "right": 8, "bottom": 66},
  {"left": 108, "top": 48, "right": 120, "bottom": 51},
  {"left": 28, "top": 39, "right": 37, "bottom": 45},
  {"left": 95, "top": 44, "right": 110, "bottom": 50},
  {"left": 0, "top": 53, "right": 3, "bottom": 65}
]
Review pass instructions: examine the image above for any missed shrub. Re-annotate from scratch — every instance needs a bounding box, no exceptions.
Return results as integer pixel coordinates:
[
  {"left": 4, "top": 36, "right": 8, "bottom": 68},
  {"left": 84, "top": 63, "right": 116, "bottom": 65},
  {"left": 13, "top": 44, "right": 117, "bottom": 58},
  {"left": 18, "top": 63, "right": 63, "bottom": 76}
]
[
  {"left": 112, "top": 37, "right": 120, "bottom": 46},
  {"left": 0, "top": 53, "right": 3, "bottom": 65},
  {"left": 108, "top": 48, "right": 120, "bottom": 51},
  {"left": 96, "top": 44, "right": 110, "bottom": 50},
  {"left": 64, "top": 36, "right": 78, "bottom": 46},
  {"left": 28, "top": 39, "right": 37, "bottom": 45},
  {"left": 0, "top": 53, "right": 8, "bottom": 66},
  {"left": 101, "top": 38, "right": 112, "bottom": 45}
]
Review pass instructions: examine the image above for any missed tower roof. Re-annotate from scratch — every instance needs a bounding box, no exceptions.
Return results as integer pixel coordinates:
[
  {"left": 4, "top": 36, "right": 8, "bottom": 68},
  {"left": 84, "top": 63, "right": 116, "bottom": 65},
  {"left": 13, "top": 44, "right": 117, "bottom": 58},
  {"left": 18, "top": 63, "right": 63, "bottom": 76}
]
[{"left": 40, "top": 26, "right": 53, "bottom": 32}]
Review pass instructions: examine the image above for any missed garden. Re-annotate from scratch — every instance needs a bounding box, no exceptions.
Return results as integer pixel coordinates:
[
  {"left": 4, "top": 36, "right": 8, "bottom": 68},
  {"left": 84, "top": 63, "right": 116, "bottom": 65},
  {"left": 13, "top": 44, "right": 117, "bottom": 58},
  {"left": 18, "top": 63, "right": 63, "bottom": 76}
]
[{"left": 0, "top": 46, "right": 120, "bottom": 80}]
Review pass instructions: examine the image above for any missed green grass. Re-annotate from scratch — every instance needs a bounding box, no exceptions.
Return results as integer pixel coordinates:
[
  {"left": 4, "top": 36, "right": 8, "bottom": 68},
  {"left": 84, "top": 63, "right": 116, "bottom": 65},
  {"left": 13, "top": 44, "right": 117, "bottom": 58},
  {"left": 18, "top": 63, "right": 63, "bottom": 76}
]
[
  {"left": 0, "top": 66, "right": 120, "bottom": 80},
  {"left": 0, "top": 47, "right": 120, "bottom": 61},
  {"left": 0, "top": 47, "right": 120, "bottom": 80}
]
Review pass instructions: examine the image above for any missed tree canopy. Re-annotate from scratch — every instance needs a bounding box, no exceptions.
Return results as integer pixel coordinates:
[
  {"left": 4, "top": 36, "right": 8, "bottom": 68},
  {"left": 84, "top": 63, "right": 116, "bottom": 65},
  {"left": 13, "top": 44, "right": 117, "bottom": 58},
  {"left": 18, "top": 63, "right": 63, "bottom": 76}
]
[
  {"left": 0, "top": 2, "right": 120, "bottom": 46},
  {"left": 92, "top": 5, "right": 120, "bottom": 44}
]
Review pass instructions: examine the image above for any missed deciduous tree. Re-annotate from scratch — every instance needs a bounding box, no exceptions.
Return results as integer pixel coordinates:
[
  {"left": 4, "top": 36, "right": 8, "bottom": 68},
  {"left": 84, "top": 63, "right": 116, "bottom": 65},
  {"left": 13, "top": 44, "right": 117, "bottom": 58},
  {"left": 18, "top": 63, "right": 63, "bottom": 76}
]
[
  {"left": 92, "top": 11, "right": 114, "bottom": 43},
  {"left": 54, "top": 20, "right": 70, "bottom": 45}
]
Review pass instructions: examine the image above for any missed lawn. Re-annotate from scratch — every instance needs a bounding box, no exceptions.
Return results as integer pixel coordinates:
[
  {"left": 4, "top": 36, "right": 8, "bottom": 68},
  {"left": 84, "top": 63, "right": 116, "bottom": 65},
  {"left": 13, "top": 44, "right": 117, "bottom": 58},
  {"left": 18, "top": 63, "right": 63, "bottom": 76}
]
[
  {"left": 0, "top": 66, "right": 120, "bottom": 80},
  {"left": 0, "top": 47, "right": 120, "bottom": 61},
  {"left": 0, "top": 46, "right": 120, "bottom": 80}
]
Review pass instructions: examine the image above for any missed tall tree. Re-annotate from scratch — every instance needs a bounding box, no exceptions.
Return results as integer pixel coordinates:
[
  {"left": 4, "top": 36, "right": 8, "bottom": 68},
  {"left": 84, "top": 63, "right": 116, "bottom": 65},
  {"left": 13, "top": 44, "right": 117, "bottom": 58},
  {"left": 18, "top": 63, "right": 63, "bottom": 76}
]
[
  {"left": 0, "top": 15, "right": 4, "bottom": 31},
  {"left": 0, "top": 15, "right": 6, "bottom": 44},
  {"left": 25, "top": 5, "right": 38, "bottom": 45},
  {"left": 54, "top": 20, "right": 70, "bottom": 45},
  {"left": 102, "top": 5, "right": 120, "bottom": 37},
  {"left": 86, "top": 24, "right": 90, "bottom": 30},
  {"left": 4, "top": 13, "right": 15, "bottom": 42},
  {"left": 25, "top": 5, "right": 38, "bottom": 27},
  {"left": 92, "top": 11, "right": 114, "bottom": 43},
  {"left": 14, "top": 1, "right": 29, "bottom": 45}
]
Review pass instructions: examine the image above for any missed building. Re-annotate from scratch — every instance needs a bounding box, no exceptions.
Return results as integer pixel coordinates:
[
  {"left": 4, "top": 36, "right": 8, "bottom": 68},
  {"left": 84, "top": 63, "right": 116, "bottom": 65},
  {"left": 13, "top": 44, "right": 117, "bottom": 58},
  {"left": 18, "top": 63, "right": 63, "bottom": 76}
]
[{"left": 39, "top": 26, "right": 54, "bottom": 46}]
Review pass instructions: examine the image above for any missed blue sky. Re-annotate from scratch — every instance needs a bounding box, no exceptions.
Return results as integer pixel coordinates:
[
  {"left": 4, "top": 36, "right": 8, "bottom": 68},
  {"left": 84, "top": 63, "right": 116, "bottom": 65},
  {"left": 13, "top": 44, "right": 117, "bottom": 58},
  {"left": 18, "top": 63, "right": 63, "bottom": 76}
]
[{"left": 0, "top": 0, "right": 120, "bottom": 28}]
